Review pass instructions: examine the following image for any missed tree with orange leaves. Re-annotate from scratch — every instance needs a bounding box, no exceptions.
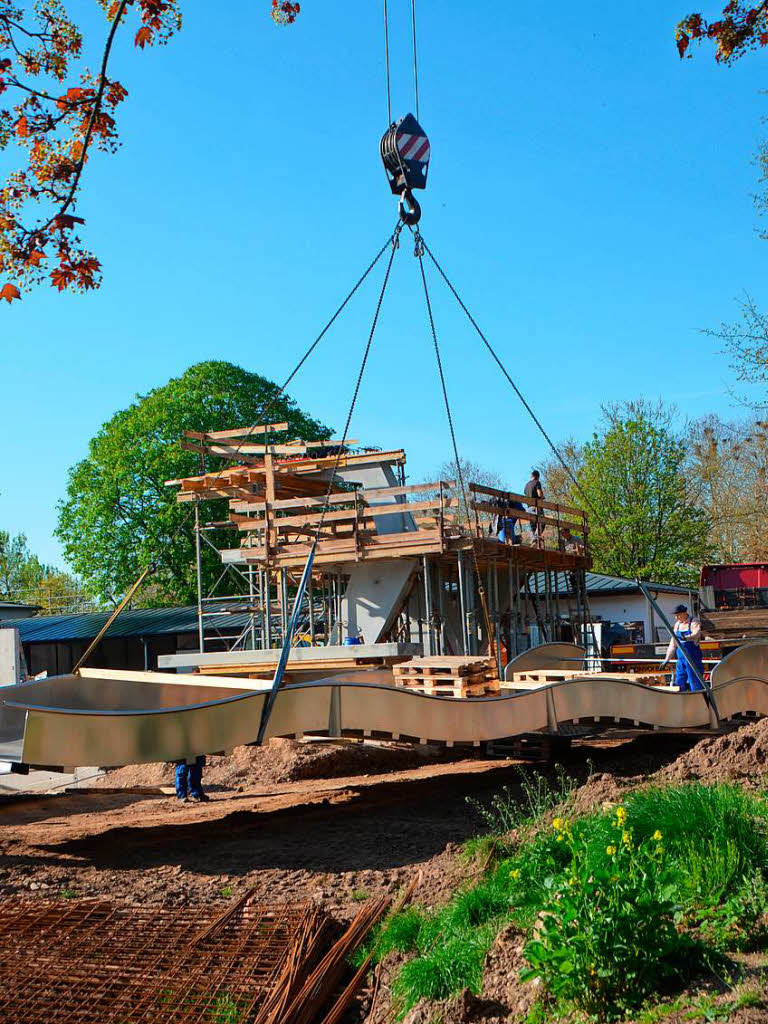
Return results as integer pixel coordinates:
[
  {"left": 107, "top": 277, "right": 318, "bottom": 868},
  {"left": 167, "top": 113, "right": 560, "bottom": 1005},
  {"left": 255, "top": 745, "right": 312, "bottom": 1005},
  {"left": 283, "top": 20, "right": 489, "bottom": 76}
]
[
  {"left": 0, "top": 1, "right": 302, "bottom": 305},
  {"left": 676, "top": 2, "right": 768, "bottom": 61},
  {"left": 0, "top": 1, "right": 183, "bottom": 303}
]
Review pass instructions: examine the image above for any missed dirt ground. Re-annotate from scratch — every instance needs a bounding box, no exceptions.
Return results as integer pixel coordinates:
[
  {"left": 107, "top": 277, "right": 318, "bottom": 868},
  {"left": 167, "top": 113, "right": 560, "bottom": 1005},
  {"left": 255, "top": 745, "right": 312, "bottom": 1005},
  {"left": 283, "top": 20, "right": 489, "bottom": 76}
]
[{"left": 1, "top": 722, "right": 766, "bottom": 1022}]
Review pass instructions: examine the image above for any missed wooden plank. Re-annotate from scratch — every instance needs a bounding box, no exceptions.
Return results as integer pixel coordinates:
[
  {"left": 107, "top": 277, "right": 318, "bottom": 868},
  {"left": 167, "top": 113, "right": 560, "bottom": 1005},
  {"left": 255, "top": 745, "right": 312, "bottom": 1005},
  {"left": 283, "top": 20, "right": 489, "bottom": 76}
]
[
  {"left": 184, "top": 423, "right": 290, "bottom": 440},
  {"left": 471, "top": 501, "right": 583, "bottom": 532},
  {"left": 469, "top": 481, "right": 585, "bottom": 518},
  {"left": 233, "top": 498, "right": 458, "bottom": 532},
  {"left": 361, "top": 481, "right": 457, "bottom": 501}
]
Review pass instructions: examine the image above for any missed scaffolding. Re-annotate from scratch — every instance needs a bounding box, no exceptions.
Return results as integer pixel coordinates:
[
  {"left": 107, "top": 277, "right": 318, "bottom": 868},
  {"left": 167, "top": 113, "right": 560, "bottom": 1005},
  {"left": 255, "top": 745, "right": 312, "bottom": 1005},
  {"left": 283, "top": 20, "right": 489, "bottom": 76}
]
[{"left": 166, "top": 427, "right": 594, "bottom": 662}]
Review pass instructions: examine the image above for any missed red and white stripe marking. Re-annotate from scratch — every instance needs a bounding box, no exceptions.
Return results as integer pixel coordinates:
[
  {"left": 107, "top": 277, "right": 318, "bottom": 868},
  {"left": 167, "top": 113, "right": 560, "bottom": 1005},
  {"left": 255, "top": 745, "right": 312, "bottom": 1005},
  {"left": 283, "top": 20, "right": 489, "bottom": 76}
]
[{"left": 397, "top": 132, "right": 430, "bottom": 163}]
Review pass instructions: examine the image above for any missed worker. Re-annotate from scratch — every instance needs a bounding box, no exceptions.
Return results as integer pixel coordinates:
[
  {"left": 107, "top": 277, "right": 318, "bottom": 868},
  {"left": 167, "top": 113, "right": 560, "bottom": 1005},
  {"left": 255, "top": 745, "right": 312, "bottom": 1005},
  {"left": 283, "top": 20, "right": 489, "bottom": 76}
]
[
  {"left": 660, "top": 605, "right": 705, "bottom": 692},
  {"left": 175, "top": 755, "right": 208, "bottom": 804},
  {"left": 560, "top": 527, "right": 584, "bottom": 554},
  {"left": 524, "top": 470, "right": 545, "bottom": 543},
  {"left": 498, "top": 500, "right": 525, "bottom": 545}
]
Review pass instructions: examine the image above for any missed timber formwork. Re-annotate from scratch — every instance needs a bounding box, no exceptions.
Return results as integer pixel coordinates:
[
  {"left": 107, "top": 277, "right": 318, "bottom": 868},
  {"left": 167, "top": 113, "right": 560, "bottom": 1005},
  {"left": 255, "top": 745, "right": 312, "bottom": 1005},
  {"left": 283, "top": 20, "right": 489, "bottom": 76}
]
[
  {"left": 0, "top": 897, "right": 325, "bottom": 1024},
  {"left": 166, "top": 425, "right": 593, "bottom": 656}
]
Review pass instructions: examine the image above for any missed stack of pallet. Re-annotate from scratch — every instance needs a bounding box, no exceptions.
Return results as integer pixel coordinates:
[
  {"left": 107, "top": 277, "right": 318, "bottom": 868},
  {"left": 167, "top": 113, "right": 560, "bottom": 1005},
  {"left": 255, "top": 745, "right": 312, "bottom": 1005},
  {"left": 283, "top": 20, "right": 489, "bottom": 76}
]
[{"left": 392, "top": 656, "right": 499, "bottom": 697}]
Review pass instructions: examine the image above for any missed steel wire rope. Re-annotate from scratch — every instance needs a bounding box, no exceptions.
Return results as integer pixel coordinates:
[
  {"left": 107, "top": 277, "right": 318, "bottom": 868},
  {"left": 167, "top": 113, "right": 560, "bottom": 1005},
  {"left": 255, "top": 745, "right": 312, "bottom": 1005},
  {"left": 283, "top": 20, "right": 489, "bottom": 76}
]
[
  {"left": 74, "top": 228, "right": 400, "bottom": 671},
  {"left": 413, "top": 237, "right": 494, "bottom": 651},
  {"left": 256, "top": 224, "right": 403, "bottom": 743},
  {"left": 420, "top": 237, "right": 642, "bottom": 573},
  {"left": 411, "top": 0, "right": 420, "bottom": 120},
  {"left": 383, "top": 0, "right": 392, "bottom": 125}
]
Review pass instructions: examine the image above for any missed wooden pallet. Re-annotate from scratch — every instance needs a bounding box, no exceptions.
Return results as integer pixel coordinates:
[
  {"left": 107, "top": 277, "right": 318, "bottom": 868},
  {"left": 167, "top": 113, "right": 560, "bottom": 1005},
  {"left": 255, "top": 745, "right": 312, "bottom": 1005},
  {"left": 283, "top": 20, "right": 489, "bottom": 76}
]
[{"left": 393, "top": 656, "right": 499, "bottom": 698}]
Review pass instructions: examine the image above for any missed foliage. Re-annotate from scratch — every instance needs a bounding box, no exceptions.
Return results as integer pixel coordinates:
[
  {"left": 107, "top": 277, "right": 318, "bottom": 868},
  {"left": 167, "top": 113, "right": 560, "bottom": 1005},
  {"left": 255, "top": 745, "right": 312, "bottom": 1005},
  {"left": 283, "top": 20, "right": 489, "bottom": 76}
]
[
  {"left": 701, "top": 296, "right": 768, "bottom": 410},
  {"left": 687, "top": 415, "right": 768, "bottom": 561},
  {"left": 467, "top": 765, "right": 578, "bottom": 843},
  {"left": 521, "top": 811, "right": 706, "bottom": 1022},
  {"left": 365, "top": 783, "right": 768, "bottom": 1021},
  {"left": 0, "top": 1, "right": 182, "bottom": 299},
  {"left": 0, "top": 1, "right": 302, "bottom": 301},
  {"left": 429, "top": 457, "right": 506, "bottom": 527},
  {"left": 0, "top": 528, "right": 93, "bottom": 612},
  {"left": 543, "top": 400, "right": 712, "bottom": 584},
  {"left": 55, "top": 361, "right": 330, "bottom": 607},
  {"left": 675, "top": 2, "right": 768, "bottom": 62}
]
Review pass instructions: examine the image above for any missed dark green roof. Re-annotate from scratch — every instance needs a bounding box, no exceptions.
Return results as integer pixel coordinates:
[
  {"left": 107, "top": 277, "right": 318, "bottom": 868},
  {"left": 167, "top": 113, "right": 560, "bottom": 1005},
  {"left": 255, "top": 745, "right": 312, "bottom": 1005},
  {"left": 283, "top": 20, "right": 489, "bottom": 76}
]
[{"left": 9, "top": 605, "right": 250, "bottom": 644}]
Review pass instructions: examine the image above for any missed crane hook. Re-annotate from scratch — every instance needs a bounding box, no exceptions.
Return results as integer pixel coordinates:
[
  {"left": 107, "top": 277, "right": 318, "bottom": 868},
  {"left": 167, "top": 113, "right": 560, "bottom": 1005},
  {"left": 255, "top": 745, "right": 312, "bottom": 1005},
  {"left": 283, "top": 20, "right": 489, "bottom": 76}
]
[{"left": 398, "top": 189, "right": 421, "bottom": 226}]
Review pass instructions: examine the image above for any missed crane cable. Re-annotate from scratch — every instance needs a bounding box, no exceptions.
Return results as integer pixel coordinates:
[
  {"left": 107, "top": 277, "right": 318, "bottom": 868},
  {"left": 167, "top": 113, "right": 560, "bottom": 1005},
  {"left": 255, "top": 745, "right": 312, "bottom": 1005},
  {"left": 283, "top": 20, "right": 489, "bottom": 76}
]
[
  {"left": 256, "top": 222, "right": 403, "bottom": 743},
  {"left": 383, "top": 0, "right": 392, "bottom": 124},
  {"left": 411, "top": 0, "right": 420, "bottom": 120},
  {"left": 74, "top": 228, "right": 399, "bottom": 671},
  {"left": 414, "top": 233, "right": 494, "bottom": 652},
  {"left": 419, "top": 235, "right": 641, "bottom": 575},
  {"left": 383, "top": 0, "right": 421, "bottom": 123}
]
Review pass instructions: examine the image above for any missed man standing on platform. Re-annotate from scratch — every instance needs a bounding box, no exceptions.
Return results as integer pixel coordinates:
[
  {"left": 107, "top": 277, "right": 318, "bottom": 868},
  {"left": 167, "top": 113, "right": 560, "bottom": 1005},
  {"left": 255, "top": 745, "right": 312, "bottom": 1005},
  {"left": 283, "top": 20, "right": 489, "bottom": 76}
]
[
  {"left": 524, "top": 470, "right": 545, "bottom": 544},
  {"left": 660, "top": 605, "right": 705, "bottom": 692}
]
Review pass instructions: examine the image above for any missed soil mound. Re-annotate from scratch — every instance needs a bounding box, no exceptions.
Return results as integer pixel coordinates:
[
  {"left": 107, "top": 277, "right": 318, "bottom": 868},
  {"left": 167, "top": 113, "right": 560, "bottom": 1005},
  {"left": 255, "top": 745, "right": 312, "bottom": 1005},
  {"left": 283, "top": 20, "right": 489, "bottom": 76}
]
[
  {"left": 656, "top": 717, "right": 768, "bottom": 786},
  {"left": 95, "top": 738, "right": 434, "bottom": 791}
]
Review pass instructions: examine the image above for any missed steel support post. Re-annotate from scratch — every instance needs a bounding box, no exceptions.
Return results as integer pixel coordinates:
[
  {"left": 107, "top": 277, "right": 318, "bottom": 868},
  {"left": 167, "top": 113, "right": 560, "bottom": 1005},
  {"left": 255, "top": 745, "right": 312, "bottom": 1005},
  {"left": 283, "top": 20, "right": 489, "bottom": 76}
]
[
  {"left": 457, "top": 551, "right": 469, "bottom": 656},
  {"left": 422, "top": 556, "right": 434, "bottom": 656},
  {"left": 194, "top": 501, "right": 204, "bottom": 653},
  {"left": 436, "top": 563, "right": 445, "bottom": 655},
  {"left": 264, "top": 570, "right": 272, "bottom": 649},
  {"left": 308, "top": 574, "right": 315, "bottom": 644}
]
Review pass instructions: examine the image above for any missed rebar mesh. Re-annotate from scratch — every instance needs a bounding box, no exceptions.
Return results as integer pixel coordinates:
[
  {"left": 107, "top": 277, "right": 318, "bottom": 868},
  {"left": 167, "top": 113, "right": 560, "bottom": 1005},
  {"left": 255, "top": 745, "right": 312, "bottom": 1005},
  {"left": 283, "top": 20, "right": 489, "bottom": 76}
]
[{"left": 0, "top": 897, "right": 320, "bottom": 1024}]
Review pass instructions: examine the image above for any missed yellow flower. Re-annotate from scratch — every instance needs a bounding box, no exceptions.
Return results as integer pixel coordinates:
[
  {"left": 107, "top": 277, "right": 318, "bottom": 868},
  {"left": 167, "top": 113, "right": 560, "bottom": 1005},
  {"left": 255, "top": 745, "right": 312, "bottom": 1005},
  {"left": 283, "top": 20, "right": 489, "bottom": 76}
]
[
  {"left": 606, "top": 844, "right": 617, "bottom": 856},
  {"left": 568, "top": 876, "right": 578, "bottom": 887},
  {"left": 622, "top": 830, "right": 632, "bottom": 848},
  {"left": 511, "top": 869, "right": 520, "bottom": 880},
  {"left": 652, "top": 830, "right": 663, "bottom": 841},
  {"left": 556, "top": 833, "right": 565, "bottom": 842},
  {"left": 553, "top": 817, "right": 563, "bottom": 832},
  {"left": 615, "top": 806, "right": 627, "bottom": 826}
]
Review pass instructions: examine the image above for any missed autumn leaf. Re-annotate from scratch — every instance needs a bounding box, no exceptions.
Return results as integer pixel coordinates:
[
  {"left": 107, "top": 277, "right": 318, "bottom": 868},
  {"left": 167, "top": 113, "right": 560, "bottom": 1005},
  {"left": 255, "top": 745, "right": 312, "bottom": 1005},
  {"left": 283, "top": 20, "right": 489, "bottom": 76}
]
[
  {"left": 0, "top": 283, "right": 21, "bottom": 303},
  {"left": 50, "top": 266, "right": 75, "bottom": 291},
  {"left": 15, "top": 116, "right": 29, "bottom": 139},
  {"left": 135, "top": 26, "right": 153, "bottom": 47},
  {"left": 52, "top": 213, "right": 86, "bottom": 231},
  {"left": 677, "top": 30, "right": 691, "bottom": 56},
  {"left": 26, "top": 249, "right": 46, "bottom": 267}
]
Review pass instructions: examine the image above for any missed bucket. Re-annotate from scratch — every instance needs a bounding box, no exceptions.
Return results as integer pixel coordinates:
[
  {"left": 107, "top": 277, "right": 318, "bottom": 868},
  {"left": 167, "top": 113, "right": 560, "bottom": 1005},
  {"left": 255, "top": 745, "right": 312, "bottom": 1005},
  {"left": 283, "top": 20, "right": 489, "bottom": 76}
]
[{"left": 343, "top": 636, "right": 363, "bottom": 646}]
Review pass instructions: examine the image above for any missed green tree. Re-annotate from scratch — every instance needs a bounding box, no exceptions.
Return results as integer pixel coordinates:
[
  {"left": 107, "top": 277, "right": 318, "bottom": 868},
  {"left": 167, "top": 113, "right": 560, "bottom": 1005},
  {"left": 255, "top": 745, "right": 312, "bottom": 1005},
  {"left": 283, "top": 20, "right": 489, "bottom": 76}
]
[
  {"left": 0, "top": 531, "right": 45, "bottom": 598},
  {"left": 0, "top": 530, "right": 92, "bottom": 612},
  {"left": 55, "top": 361, "right": 331, "bottom": 607},
  {"left": 543, "top": 401, "right": 712, "bottom": 585}
]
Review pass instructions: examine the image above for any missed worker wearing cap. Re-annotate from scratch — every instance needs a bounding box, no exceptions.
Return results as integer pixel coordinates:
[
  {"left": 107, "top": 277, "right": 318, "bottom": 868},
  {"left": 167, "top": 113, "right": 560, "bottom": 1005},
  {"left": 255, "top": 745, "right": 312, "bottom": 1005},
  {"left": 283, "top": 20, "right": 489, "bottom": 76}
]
[{"left": 660, "top": 605, "right": 704, "bottom": 692}]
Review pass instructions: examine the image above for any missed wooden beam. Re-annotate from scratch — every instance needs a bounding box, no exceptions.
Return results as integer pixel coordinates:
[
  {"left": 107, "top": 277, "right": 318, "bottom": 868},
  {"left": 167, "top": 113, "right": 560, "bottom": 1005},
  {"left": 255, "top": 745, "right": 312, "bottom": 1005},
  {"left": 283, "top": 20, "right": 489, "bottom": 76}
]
[{"left": 184, "top": 423, "right": 290, "bottom": 440}]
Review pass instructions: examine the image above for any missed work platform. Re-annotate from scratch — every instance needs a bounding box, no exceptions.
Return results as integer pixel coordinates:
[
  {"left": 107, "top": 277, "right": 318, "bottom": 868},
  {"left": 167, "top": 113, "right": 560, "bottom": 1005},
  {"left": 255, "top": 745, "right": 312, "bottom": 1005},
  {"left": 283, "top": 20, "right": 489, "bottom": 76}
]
[{"left": 166, "top": 426, "right": 592, "bottom": 659}]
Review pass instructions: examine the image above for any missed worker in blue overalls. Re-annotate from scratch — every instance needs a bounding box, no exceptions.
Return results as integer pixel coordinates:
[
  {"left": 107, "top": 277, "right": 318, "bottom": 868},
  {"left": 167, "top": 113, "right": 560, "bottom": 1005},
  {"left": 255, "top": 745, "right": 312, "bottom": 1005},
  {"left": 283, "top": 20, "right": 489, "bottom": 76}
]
[{"left": 660, "top": 604, "right": 705, "bottom": 692}]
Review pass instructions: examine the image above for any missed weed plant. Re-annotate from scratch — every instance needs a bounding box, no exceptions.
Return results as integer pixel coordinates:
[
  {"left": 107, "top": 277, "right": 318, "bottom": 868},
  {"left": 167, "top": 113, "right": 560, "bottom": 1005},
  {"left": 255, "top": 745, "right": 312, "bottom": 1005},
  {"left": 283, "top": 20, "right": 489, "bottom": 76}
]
[
  {"left": 366, "top": 783, "right": 768, "bottom": 1021},
  {"left": 466, "top": 764, "right": 578, "bottom": 845}
]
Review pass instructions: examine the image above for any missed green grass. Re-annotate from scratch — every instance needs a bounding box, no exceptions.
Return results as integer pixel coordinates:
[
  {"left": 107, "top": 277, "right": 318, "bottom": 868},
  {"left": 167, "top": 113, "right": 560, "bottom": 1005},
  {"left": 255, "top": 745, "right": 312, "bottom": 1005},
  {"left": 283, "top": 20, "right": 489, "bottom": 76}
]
[
  {"left": 59, "top": 887, "right": 77, "bottom": 899},
  {"left": 351, "top": 888, "right": 371, "bottom": 901},
  {"left": 220, "top": 886, "right": 233, "bottom": 898},
  {"left": 366, "top": 783, "right": 768, "bottom": 1020}
]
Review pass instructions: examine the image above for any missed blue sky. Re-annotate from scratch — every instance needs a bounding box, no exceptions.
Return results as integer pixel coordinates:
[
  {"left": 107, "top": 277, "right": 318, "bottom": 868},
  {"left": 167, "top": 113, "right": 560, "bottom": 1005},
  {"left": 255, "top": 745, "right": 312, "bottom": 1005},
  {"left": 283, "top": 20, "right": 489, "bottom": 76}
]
[{"left": 1, "top": 0, "right": 767, "bottom": 567}]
